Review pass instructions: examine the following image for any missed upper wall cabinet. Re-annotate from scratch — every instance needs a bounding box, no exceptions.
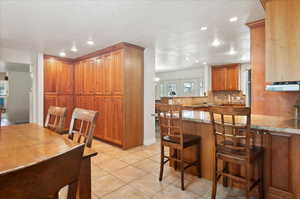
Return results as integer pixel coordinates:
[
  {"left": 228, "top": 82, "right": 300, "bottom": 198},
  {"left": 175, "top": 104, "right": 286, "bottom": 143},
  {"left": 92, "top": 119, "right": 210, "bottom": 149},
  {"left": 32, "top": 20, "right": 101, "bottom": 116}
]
[
  {"left": 44, "top": 57, "right": 74, "bottom": 94},
  {"left": 266, "top": 0, "right": 300, "bottom": 82},
  {"left": 212, "top": 64, "right": 240, "bottom": 91}
]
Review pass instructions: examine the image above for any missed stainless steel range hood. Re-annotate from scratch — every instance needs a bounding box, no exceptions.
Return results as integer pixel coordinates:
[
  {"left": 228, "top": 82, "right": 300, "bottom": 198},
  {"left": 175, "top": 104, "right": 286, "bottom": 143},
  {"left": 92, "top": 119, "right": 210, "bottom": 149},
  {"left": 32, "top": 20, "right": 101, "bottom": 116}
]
[{"left": 266, "top": 81, "right": 300, "bottom": 92}]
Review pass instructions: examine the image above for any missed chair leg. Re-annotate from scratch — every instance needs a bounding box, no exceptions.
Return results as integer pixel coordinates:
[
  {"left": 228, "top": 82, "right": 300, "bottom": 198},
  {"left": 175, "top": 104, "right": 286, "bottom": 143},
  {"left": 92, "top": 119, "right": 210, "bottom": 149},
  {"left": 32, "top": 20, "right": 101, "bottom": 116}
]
[
  {"left": 67, "top": 181, "right": 78, "bottom": 199},
  {"left": 159, "top": 144, "right": 164, "bottom": 181},
  {"left": 180, "top": 150, "right": 185, "bottom": 191},
  {"left": 222, "top": 161, "right": 229, "bottom": 187},
  {"left": 259, "top": 156, "right": 264, "bottom": 199},
  {"left": 174, "top": 149, "right": 178, "bottom": 170},
  {"left": 211, "top": 157, "right": 218, "bottom": 199},
  {"left": 196, "top": 142, "right": 201, "bottom": 178}
]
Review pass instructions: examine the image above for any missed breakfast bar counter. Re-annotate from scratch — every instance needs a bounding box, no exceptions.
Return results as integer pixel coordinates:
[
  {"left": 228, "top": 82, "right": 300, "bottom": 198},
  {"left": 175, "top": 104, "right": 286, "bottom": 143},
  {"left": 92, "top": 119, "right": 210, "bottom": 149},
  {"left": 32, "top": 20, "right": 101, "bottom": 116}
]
[{"left": 176, "top": 110, "right": 300, "bottom": 199}]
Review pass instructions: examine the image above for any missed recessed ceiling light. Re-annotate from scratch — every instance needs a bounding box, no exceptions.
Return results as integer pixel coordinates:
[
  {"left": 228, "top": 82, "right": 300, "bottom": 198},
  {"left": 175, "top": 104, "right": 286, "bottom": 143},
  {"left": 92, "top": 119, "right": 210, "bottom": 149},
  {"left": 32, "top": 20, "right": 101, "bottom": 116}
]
[
  {"left": 59, "top": 51, "right": 66, "bottom": 57},
  {"left": 154, "top": 77, "right": 160, "bottom": 82},
  {"left": 229, "top": 17, "right": 238, "bottom": 22},
  {"left": 212, "top": 39, "right": 221, "bottom": 47},
  {"left": 195, "top": 60, "right": 200, "bottom": 63},
  {"left": 200, "top": 26, "right": 207, "bottom": 31},
  {"left": 86, "top": 40, "right": 95, "bottom": 45},
  {"left": 70, "top": 45, "right": 78, "bottom": 52},
  {"left": 185, "top": 57, "right": 189, "bottom": 61},
  {"left": 203, "top": 62, "right": 207, "bottom": 65},
  {"left": 229, "top": 47, "right": 237, "bottom": 55}
]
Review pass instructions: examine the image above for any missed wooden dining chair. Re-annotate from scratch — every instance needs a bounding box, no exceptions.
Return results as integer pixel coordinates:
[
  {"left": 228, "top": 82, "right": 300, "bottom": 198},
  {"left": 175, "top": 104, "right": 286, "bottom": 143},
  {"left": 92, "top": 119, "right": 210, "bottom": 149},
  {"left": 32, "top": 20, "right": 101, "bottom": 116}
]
[
  {"left": 45, "top": 106, "right": 67, "bottom": 133},
  {"left": 157, "top": 104, "right": 201, "bottom": 191},
  {"left": 68, "top": 108, "right": 99, "bottom": 148},
  {"left": 209, "top": 106, "right": 264, "bottom": 199},
  {"left": 0, "top": 144, "right": 84, "bottom": 199}
]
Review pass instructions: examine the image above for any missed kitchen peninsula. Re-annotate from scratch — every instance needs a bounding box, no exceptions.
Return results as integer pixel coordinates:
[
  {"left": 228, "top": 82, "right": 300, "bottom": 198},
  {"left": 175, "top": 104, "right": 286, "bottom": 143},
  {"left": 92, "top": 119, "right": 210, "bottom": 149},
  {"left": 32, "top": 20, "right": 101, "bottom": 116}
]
[{"left": 177, "top": 109, "right": 300, "bottom": 199}]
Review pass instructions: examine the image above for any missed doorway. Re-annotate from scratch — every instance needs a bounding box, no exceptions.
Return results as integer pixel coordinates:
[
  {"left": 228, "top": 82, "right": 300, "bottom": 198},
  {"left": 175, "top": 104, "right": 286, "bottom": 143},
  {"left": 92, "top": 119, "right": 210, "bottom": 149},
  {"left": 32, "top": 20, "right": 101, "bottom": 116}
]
[{"left": 0, "top": 62, "right": 31, "bottom": 126}]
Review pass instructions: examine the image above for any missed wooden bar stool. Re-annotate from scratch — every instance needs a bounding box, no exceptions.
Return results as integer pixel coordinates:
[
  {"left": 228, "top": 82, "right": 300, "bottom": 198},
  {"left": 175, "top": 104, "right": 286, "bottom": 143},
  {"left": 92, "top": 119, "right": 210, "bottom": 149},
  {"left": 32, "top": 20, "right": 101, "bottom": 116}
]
[
  {"left": 209, "top": 106, "right": 264, "bottom": 199},
  {"left": 44, "top": 106, "right": 67, "bottom": 134},
  {"left": 157, "top": 104, "right": 201, "bottom": 191},
  {"left": 68, "top": 108, "right": 99, "bottom": 148}
]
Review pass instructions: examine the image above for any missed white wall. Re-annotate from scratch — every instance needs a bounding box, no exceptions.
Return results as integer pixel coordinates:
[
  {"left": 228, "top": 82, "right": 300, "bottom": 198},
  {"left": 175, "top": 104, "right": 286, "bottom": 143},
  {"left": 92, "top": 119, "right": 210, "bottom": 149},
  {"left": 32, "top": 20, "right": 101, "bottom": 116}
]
[
  {"left": 155, "top": 67, "right": 205, "bottom": 98},
  {"left": 143, "top": 48, "right": 156, "bottom": 145},
  {"left": 7, "top": 71, "right": 31, "bottom": 123}
]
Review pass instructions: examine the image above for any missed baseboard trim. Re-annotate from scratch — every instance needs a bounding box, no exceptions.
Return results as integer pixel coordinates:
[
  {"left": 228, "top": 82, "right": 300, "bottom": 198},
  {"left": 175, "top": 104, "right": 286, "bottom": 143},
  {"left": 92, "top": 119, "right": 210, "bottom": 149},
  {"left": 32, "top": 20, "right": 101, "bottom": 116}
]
[{"left": 143, "top": 137, "right": 156, "bottom": 146}]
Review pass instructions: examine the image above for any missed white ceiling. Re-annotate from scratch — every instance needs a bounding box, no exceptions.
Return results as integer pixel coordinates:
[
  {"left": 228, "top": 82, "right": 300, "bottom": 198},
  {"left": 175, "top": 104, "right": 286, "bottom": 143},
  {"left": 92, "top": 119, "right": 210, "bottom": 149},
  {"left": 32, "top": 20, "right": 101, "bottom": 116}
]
[{"left": 0, "top": 0, "right": 264, "bottom": 72}]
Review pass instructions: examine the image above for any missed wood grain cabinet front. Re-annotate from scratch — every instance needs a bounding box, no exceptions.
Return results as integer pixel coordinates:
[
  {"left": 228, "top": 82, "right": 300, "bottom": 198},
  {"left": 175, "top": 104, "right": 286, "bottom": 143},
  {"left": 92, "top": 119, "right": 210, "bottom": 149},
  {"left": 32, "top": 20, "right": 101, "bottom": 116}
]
[
  {"left": 211, "top": 64, "right": 240, "bottom": 91},
  {"left": 44, "top": 58, "right": 58, "bottom": 94},
  {"left": 44, "top": 43, "right": 144, "bottom": 149}
]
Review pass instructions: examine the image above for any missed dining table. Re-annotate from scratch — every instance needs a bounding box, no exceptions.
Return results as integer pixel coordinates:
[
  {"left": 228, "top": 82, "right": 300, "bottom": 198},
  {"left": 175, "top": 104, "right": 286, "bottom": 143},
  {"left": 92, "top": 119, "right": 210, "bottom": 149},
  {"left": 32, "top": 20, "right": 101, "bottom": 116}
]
[{"left": 0, "top": 123, "right": 98, "bottom": 199}]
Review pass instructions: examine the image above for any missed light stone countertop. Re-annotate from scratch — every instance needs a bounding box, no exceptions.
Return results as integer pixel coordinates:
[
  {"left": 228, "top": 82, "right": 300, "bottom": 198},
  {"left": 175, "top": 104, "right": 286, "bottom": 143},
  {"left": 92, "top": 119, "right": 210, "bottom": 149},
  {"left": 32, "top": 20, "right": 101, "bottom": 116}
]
[{"left": 182, "top": 110, "right": 300, "bottom": 135}]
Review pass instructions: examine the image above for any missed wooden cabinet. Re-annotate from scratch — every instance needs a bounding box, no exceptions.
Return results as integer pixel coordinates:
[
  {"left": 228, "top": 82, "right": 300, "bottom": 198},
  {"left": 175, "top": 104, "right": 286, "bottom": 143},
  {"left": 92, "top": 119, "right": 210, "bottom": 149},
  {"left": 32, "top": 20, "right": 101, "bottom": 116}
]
[
  {"left": 212, "top": 67, "right": 226, "bottom": 91},
  {"left": 111, "top": 50, "right": 124, "bottom": 96},
  {"left": 265, "top": 0, "right": 300, "bottom": 82},
  {"left": 262, "top": 132, "right": 300, "bottom": 199},
  {"left": 44, "top": 42, "right": 144, "bottom": 149},
  {"left": 82, "top": 60, "right": 95, "bottom": 95},
  {"left": 211, "top": 64, "right": 240, "bottom": 91},
  {"left": 57, "top": 62, "right": 74, "bottom": 94},
  {"left": 74, "top": 62, "right": 83, "bottom": 95},
  {"left": 44, "top": 94, "right": 57, "bottom": 123},
  {"left": 44, "top": 59, "right": 57, "bottom": 94},
  {"left": 57, "top": 94, "right": 74, "bottom": 129}
]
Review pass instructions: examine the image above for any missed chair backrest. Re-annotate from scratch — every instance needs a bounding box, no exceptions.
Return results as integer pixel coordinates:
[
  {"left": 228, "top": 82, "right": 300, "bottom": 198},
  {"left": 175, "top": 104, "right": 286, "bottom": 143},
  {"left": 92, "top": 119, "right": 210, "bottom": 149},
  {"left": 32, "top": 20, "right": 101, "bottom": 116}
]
[
  {"left": 0, "top": 144, "right": 84, "bottom": 199},
  {"left": 157, "top": 104, "right": 184, "bottom": 144},
  {"left": 68, "top": 108, "right": 99, "bottom": 148},
  {"left": 209, "top": 106, "right": 252, "bottom": 158},
  {"left": 45, "top": 106, "right": 67, "bottom": 133}
]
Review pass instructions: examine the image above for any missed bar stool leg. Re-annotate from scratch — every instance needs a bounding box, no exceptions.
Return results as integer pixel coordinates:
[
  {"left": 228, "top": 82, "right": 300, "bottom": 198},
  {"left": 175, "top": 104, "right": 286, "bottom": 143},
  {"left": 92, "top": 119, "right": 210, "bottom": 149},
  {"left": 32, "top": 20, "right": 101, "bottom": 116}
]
[
  {"left": 180, "top": 149, "right": 185, "bottom": 191},
  {"left": 211, "top": 157, "right": 217, "bottom": 199},
  {"left": 159, "top": 144, "right": 164, "bottom": 181},
  {"left": 259, "top": 156, "right": 264, "bottom": 199},
  {"left": 196, "top": 142, "right": 201, "bottom": 178},
  {"left": 222, "top": 161, "right": 229, "bottom": 187},
  {"left": 245, "top": 163, "right": 251, "bottom": 199}
]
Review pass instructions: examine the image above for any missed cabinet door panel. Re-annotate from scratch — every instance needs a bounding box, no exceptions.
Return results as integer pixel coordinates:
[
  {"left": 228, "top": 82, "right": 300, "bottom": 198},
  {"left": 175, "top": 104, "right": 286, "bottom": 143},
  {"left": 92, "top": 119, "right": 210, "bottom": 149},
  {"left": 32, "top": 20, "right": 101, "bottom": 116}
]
[
  {"left": 212, "top": 67, "right": 226, "bottom": 91},
  {"left": 94, "top": 96, "right": 105, "bottom": 139},
  {"left": 57, "top": 94, "right": 74, "bottom": 129},
  {"left": 57, "top": 62, "right": 74, "bottom": 94},
  {"left": 74, "top": 63, "right": 83, "bottom": 94},
  {"left": 111, "top": 50, "right": 124, "bottom": 96},
  {"left": 44, "top": 59, "right": 57, "bottom": 93},
  {"left": 95, "top": 58, "right": 105, "bottom": 95},
  {"left": 226, "top": 65, "right": 239, "bottom": 91},
  {"left": 111, "top": 96, "right": 124, "bottom": 145},
  {"left": 103, "top": 54, "right": 112, "bottom": 95},
  {"left": 44, "top": 95, "right": 57, "bottom": 124},
  {"left": 103, "top": 97, "right": 112, "bottom": 142},
  {"left": 74, "top": 95, "right": 94, "bottom": 110},
  {"left": 83, "top": 60, "right": 95, "bottom": 94}
]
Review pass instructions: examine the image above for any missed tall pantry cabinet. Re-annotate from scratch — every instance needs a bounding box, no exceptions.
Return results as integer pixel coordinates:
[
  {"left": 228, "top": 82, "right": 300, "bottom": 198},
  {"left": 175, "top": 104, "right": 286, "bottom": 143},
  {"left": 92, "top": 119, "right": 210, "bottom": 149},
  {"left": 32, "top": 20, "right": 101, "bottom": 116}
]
[{"left": 44, "top": 42, "right": 144, "bottom": 149}]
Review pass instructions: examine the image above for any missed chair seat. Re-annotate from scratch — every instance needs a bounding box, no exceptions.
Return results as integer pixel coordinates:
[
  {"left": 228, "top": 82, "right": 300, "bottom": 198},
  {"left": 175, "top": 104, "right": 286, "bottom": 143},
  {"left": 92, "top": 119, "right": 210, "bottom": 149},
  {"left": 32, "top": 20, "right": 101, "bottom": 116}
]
[
  {"left": 162, "top": 134, "right": 200, "bottom": 147},
  {"left": 216, "top": 143, "right": 263, "bottom": 163}
]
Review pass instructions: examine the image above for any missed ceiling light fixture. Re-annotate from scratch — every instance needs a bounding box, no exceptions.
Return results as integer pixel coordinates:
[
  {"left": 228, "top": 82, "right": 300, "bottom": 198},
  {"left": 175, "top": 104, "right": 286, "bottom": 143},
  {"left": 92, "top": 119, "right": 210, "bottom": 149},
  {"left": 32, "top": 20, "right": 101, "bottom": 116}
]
[
  {"left": 229, "top": 17, "right": 238, "bottom": 22},
  {"left": 229, "top": 47, "right": 237, "bottom": 55},
  {"left": 185, "top": 57, "right": 189, "bottom": 61},
  {"left": 203, "top": 62, "right": 207, "bottom": 65},
  {"left": 59, "top": 51, "right": 66, "bottom": 57},
  {"left": 70, "top": 45, "right": 78, "bottom": 52},
  {"left": 195, "top": 60, "right": 200, "bottom": 63},
  {"left": 86, "top": 39, "right": 95, "bottom": 45},
  {"left": 200, "top": 26, "right": 207, "bottom": 31},
  {"left": 212, "top": 39, "right": 221, "bottom": 47}
]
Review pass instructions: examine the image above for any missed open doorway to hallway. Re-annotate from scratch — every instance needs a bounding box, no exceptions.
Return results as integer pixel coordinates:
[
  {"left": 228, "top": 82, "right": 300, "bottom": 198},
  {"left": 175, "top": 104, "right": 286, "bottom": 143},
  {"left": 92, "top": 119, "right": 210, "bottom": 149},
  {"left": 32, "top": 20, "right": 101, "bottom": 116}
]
[{"left": 0, "top": 62, "right": 31, "bottom": 126}]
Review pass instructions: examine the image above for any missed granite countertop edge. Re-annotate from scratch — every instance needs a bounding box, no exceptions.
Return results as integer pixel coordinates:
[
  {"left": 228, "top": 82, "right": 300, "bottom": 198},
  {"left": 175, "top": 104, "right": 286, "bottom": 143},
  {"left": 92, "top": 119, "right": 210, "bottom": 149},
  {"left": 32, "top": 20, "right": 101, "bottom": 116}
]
[{"left": 183, "top": 116, "right": 300, "bottom": 135}]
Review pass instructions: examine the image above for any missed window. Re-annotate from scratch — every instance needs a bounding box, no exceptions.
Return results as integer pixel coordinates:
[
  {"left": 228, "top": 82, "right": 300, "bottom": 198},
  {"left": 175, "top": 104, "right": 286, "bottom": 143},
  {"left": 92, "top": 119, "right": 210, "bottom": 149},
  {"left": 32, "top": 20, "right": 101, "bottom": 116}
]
[
  {"left": 183, "top": 82, "right": 194, "bottom": 96},
  {"left": 167, "top": 83, "right": 177, "bottom": 96}
]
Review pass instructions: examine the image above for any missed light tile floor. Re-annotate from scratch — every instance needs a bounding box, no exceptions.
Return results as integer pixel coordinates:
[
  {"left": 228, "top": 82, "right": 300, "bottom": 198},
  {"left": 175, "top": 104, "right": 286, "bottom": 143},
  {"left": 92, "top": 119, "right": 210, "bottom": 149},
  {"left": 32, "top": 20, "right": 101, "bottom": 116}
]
[{"left": 87, "top": 139, "right": 247, "bottom": 199}]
